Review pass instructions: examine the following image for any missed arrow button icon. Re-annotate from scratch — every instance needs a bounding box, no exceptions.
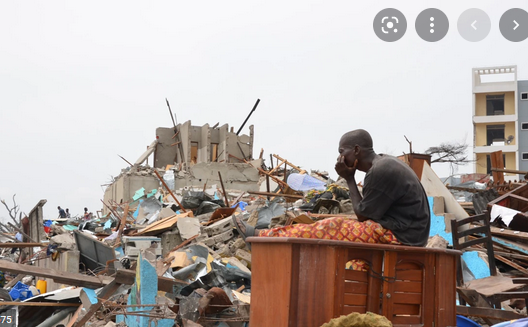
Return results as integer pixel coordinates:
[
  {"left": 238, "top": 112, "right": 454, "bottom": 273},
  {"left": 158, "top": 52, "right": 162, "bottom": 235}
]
[
  {"left": 500, "top": 8, "right": 528, "bottom": 41},
  {"left": 457, "top": 9, "right": 490, "bottom": 42}
]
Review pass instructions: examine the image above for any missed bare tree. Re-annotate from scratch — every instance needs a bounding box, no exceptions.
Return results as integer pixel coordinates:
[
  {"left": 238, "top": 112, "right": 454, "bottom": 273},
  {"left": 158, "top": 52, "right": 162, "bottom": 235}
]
[
  {"left": 1, "top": 194, "right": 22, "bottom": 227},
  {"left": 425, "top": 142, "right": 470, "bottom": 165}
]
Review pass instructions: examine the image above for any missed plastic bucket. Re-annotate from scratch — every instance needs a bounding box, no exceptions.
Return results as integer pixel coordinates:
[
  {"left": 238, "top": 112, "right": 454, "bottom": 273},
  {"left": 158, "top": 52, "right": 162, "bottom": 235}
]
[
  {"left": 36, "top": 280, "right": 46, "bottom": 294},
  {"left": 44, "top": 226, "right": 51, "bottom": 233},
  {"left": 457, "top": 315, "right": 482, "bottom": 327}
]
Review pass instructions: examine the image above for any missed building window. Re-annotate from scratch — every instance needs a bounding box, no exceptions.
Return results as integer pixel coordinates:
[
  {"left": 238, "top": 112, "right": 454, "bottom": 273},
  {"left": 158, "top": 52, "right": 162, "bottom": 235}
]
[
  {"left": 486, "top": 125, "right": 505, "bottom": 145},
  {"left": 486, "top": 94, "right": 505, "bottom": 115},
  {"left": 523, "top": 153, "right": 528, "bottom": 160},
  {"left": 191, "top": 142, "right": 198, "bottom": 165},
  {"left": 522, "top": 123, "right": 528, "bottom": 130},
  {"left": 211, "top": 143, "right": 219, "bottom": 162},
  {"left": 521, "top": 92, "right": 528, "bottom": 100}
]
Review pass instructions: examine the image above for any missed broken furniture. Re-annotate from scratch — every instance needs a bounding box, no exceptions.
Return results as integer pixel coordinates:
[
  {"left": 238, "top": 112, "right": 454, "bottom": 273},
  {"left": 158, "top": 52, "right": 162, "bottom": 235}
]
[
  {"left": 487, "top": 183, "right": 528, "bottom": 232},
  {"left": 248, "top": 237, "right": 460, "bottom": 327},
  {"left": 122, "top": 236, "right": 162, "bottom": 257},
  {"left": 73, "top": 230, "right": 117, "bottom": 274},
  {"left": 451, "top": 212, "right": 528, "bottom": 322}
]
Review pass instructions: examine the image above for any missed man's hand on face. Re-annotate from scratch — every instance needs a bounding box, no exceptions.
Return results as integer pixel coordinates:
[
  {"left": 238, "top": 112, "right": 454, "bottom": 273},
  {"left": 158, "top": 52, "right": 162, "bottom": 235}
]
[{"left": 335, "top": 155, "right": 357, "bottom": 181}]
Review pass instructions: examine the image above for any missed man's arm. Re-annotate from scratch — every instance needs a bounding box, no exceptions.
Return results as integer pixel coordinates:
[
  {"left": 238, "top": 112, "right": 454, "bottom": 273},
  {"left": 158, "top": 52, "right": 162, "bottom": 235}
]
[
  {"left": 335, "top": 156, "right": 369, "bottom": 222},
  {"left": 345, "top": 177, "right": 369, "bottom": 222}
]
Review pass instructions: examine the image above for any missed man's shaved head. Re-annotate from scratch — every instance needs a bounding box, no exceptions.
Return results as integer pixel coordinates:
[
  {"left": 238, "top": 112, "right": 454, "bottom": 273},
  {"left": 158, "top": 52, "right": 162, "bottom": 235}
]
[{"left": 340, "top": 129, "right": 373, "bottom": 151}]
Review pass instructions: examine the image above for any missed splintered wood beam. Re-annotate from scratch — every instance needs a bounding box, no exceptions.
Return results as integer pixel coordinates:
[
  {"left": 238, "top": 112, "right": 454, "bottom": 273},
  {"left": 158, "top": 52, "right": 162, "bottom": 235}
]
[
  {"left": 117, "top": 203, "right": 130, "bottom": 239},
  {"left": 228, "top": 154, "right": 245, "bottom": 162},
  {"left": 153, "top": 170, "right": 187, "bottom": 212},
  {"left": 247, "top": 191, "right": 303, "bottom": 199},
  {"left": 74, "top": 280, "right": 121, "bottom": 327},
  {"left": 268, "top": 159, "right": 286, "bottom": 175},
  {"left": 273, "top": 154, "right": 306, "bottom": 174},
  {"left": 114, "top": 269, "right": 189, "bottom": 293},
  {"left": 456, "top": 305, "right": 523, "bottom": 321},
  {"left": 0, "top": 302, "right": 81, "bottom": 307},
  {"left": 218, "top": 172, "right": 230, "bottom": 207},
  {"left": 0, "top": 260, "right": 113, "bottom": 289},
  {"left": 0, "top": 243, "right": 45, "bottom": 248},
  {"left": 8, "top": 222, "right": 37, "bottom": 243},
  {"left": 118, "top": 155, "right": 133, "bottom": 167}
]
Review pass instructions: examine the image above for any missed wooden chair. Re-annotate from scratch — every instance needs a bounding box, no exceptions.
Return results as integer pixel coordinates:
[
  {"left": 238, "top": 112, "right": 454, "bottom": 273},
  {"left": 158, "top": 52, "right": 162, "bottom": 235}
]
[{"left": 451, "top": 212, "right": 528, "bottom": 323}]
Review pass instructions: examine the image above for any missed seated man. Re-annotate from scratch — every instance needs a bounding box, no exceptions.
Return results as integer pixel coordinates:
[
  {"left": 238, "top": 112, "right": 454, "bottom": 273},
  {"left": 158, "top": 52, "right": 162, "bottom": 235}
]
[{"left": 233, "top": 129, "right": 431, "bottom": 247}]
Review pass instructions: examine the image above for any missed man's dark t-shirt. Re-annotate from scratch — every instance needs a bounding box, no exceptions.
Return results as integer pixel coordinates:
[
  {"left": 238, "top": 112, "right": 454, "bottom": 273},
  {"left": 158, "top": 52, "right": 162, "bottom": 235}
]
[
  {"left": 355, "top": 154, "right": 430, "bottom": 246},
  {"left": 58, "top": 208, "right": 66, "bottom": 218}
]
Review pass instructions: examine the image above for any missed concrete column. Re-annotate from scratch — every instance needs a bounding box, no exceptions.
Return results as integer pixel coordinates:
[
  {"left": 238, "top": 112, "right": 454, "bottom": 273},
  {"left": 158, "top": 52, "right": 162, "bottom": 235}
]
[
  {"left": 200, "top": 124, "right": 211, "bottom": 163},
  {"left": 219, "top": 124, "right": 229, "bottom": 163}
]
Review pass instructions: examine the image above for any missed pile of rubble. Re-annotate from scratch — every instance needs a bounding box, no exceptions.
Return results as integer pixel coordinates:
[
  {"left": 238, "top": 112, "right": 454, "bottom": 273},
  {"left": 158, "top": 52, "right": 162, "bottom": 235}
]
[{"left": 0, "top": 150, "right": 355, "bottom": 327}]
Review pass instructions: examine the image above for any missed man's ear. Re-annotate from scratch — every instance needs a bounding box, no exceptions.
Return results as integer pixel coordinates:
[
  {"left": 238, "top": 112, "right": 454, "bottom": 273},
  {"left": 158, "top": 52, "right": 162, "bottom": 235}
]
[{"left": 354, "top": 145, "right": 361, "bottom": 156}]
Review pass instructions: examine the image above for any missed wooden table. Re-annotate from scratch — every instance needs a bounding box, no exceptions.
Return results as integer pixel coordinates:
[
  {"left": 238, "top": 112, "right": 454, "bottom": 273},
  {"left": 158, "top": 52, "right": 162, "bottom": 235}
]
[{"left": 248, "top": 237, "right": 461, "bottom": 327}]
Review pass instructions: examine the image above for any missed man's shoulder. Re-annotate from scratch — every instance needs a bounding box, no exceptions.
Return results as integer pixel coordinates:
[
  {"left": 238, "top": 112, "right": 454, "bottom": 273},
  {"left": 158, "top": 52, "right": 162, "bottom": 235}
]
[{"left": 371, "top": 154, "right": 406, "bottom": 171}]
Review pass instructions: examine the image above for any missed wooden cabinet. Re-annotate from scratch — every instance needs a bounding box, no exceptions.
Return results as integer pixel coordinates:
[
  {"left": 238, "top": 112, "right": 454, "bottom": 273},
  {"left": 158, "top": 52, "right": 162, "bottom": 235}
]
[{"left": 248, "top": 237, "right": 460, "bottom": 327}]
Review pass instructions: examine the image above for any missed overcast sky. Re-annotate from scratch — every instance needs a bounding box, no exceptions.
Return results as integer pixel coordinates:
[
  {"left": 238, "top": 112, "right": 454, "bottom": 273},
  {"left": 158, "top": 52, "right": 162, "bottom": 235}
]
[{"left": 1, "top": 1, "right": 528, "bottom": 220}]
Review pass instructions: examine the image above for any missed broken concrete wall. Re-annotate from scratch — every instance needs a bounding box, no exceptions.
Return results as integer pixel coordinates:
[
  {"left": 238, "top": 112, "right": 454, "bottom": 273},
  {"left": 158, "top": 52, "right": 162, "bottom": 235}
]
[
  {"left": 28, "top": 200, "right": 47, "bottom": 256},
  {"left": 200, "top": 123, "right": 211, "bottom": 163},
  {"left": 174, "top": 162, "right": 261, "bottom": 192},
  {"left": 36, "top": 250, "right": 80, "bottom": 292},
  {"left": 181, "top": 120, "right": 192, "bottom": 167},
  {"left": 155, "top": 127, "right": 179, "bottom": 169},
  {"left": 154, "top": 121, "right": 254, "bottom": 169},
  {"left": 103, "top": 172, "right": 159, "bottom": 215}
]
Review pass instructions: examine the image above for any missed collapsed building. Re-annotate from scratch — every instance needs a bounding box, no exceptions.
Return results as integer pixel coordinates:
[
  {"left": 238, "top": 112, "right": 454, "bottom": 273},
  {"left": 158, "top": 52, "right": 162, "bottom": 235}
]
[{"left": 103, "top": 121, "right": 262, "bottom": 215}]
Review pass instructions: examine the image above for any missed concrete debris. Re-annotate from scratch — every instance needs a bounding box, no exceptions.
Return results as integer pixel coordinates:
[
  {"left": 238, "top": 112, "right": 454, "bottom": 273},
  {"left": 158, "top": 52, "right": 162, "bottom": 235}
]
[
  {"left": 1, "top": 123, "right": 393, "bottom": 327},
  {"left": 177, "top": 218, "right": 201, "bottom": 240}
]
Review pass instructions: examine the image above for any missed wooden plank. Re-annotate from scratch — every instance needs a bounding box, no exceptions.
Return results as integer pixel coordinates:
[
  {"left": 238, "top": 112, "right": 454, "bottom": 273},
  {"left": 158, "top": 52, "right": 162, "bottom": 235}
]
[
  {"left": 393, "top": 281, "right": 422, "bottom": 293},
  {"left": 153, "top": 169, "right": 187, "bottom": 212},
  {"left": 435, "top": 252, "right": 457, "bottom": 325},
  {"left": 490, "top": 150, "right": 505, "bottom": 184},
  {"left": 366, "top": 250, "right": 383, "bottom": 314},
  {"left": 382, "top": 251, "right": 397, "bottom": 319},
  {"left": 343, "top": 294, "right": 367, "bottom": 306},
  {"left": 392, "top": 292, "right": 422, "bottom": 304},
  {"left": 74, "top": 280, "right": 121, "bottom": 327},
  {"left": 333, "top": 247, "right": 346, "bottom": 318},
  {"left": 493, "top": 235, "right": 528, "bottom": 256},
  {"left": 464, "top": 276, "right": 524, "bottom": 298},
  {"left": 496, "top": 254, "right": 528, "bottom": 275},
  {"left": 344, "top": 270, "right": 368, "bottom": 282},
  {"left": 395, "top": 269, "right": 423, "bottom": 281},
  {"left": 456, "top": 305, "right": 524, "bottom": 321},
  {"left": 116, "top": 203, "right": 129, "bottom": 239},
  {"left": 344, "top": 281, "right": 367, "bottom": 293},
  {"left": 392, "top": 303, "right": 420, "bottom": 315},
  {"left": 114, "top": 269, "right": 188, "bottom": 293},
  {"left": 0, "top": 243, "right": 45, "bottom": 248},
  {"left": 0, "top": 260, "right": 113, "bottom": 289},
  {"left": 66, "top": 304, "right": 83, "bottom": 327},
  {"left": 250, "top": 243, "right": 293, "bottom": 327},
  {"left": 0, "top": 302, "right": 80, "bottom": 307},
  {"left": 272, "top": 154, "right": 306, "bottom": 174},
  {"left": 295, "top": 244, "right": 337, "bottom": 327},
  {"left": 247, "top": 191, "right": 303, "bottom": 199},
  {"left": 391, "top": 314, "right": 421, "bottom": 325}
]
